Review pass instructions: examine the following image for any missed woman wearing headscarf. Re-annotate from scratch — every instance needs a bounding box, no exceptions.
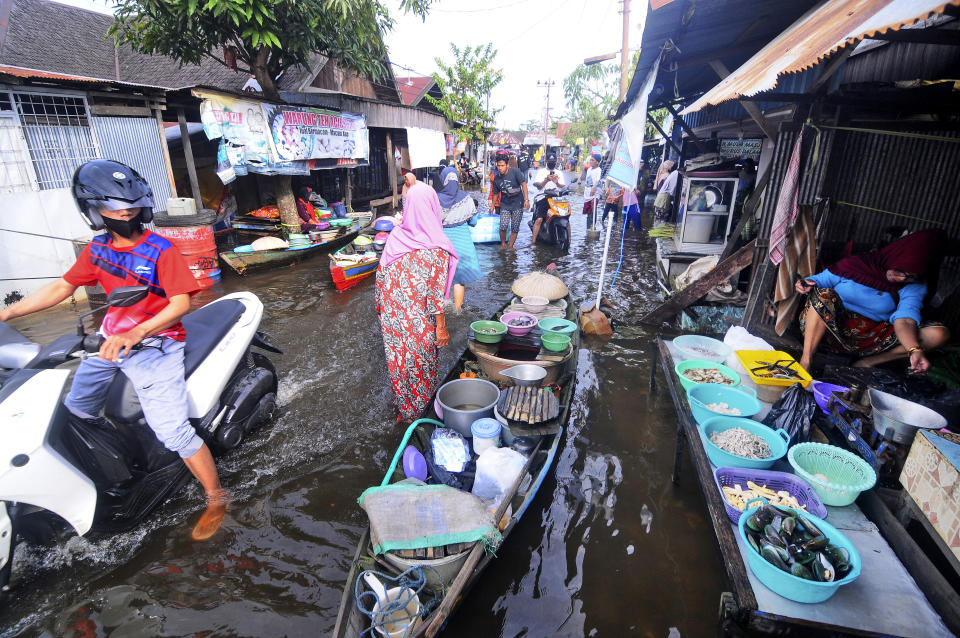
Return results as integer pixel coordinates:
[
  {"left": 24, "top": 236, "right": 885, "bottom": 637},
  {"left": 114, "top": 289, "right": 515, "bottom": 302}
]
[
  {"left": 436, "top": 160, "right": 482, "bottom": 312},
  {"left": 376, "top": 181, "right": 460, "bottom": 422},
  {"left": 796, "top": 229, "right": 950, "bottom": 373},
  {"left": 653, "top": 160, "right": 677, "bottom": 223}
]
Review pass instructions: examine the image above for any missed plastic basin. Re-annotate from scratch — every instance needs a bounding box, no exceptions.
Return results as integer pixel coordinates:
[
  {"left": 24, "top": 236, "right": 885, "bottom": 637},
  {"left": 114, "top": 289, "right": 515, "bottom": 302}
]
[
  {"left": 521, "top": 295, "right": 549, "bottom": 314},
  {"left": 470, "top": 320, "right": 507, "bottom": 344},
  {"left": 699, "top": 417, "right": 789, "bottom": 470},
  {"left": 500, "top": 311, "right": 538, "bottom": 336},
  {"left": 687, "top": 383, "right": 761, "bottom": 425},
  {"left": 788, "top": 442, "right": 877, "bottom": 507},
  {"left": 739, "top": 505, "right": 861, "bottom": 603},
  {"left": 537, "top": 317, "right": 578, "bottom": 337},
  {"left": 812, "top": 382, "right": 849, "bottom": 415},
  {"left": 714, "top": 467, "right": 827, "bottom": 524},
  {"left": 675, "top": 359, "right": 741, "bottom": 392},
  {"left": 540, "top": 331, "right": 570, "bottom": 352},
  {"left": 673, "top": 335, "right": 731, "bottom": 363}
]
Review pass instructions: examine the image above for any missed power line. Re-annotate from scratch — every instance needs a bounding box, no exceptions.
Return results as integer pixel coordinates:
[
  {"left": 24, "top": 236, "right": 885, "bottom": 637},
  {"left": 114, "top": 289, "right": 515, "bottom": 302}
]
[{"left": 433, "top": 0, "right": 535, "bottom": 12}]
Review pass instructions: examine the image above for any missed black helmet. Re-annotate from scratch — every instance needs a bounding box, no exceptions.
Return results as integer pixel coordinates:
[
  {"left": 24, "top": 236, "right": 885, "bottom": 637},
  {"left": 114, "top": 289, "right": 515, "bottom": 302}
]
[
  {"left": 547, "top": 153, "right": 556, "bottom": 162},
  {"left": 72, "top": 159, "right": 154, "bottom": 231}
]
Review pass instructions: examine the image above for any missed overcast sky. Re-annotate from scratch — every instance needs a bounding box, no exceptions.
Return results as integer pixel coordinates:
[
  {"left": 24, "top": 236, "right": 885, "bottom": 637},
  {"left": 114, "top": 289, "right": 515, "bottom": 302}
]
[{"left": 53, "top": 0, "right": 645, "bottom": 129}]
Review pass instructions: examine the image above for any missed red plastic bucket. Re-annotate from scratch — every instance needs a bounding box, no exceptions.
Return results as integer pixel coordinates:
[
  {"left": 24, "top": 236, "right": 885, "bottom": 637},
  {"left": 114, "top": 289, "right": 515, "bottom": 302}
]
[{"left": 153, "top": 225, "right": 221, "bottom": 287}]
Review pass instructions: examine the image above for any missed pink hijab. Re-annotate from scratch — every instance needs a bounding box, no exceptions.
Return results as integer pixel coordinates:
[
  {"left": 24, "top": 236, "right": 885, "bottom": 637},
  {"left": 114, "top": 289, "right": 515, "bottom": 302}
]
[{"left": 380, "top": 181, "right": 459, "bottom": 297}]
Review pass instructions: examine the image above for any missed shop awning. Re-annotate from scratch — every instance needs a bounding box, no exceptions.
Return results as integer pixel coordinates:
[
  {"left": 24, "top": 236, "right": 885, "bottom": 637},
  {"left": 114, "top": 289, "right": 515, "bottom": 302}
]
[{"left": 682, "top": 0, "right": 960, "bottom": 114}]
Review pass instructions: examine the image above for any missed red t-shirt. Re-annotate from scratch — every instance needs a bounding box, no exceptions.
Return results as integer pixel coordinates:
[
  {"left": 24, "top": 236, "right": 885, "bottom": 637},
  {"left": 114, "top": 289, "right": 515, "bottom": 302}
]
[{"left": 64, "top": 230, "right": 199, "bottom": 340}]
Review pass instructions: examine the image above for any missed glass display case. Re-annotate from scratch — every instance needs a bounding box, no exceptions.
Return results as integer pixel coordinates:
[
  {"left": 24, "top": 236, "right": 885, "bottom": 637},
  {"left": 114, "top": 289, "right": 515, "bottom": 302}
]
[{"left": 675, "top": 174, "right": 740, "bottom": 253}]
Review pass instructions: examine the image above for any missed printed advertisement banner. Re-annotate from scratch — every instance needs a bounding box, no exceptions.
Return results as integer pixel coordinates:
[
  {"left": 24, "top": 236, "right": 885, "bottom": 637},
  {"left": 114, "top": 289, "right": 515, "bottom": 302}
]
[{"left": 196, "top": 90, "right": 369, "bottom": 181}]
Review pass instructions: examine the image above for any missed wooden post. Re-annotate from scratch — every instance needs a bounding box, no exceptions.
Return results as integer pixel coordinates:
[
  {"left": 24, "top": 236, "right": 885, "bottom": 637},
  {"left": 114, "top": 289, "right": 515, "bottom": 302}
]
[
  {"left": 345, "top": 168, "right": 353, "bottom": 212},
  {"left": 386, "top": 132, "right": 397, "bottom": 211},
  {"left": 154, "top": 106, "right": 177, "bottom": 200},
  {"left": 177, "top": 108, "right": 203, "bottom": 210},
  {"left": 640, "top": 240, "right": 756, "bottom": 326},
  {"left": 708, "top": 60, "right": 778, "bottom": 140},
  {"left": 663, "top": 103, "right": 709, "bottom": 154}
]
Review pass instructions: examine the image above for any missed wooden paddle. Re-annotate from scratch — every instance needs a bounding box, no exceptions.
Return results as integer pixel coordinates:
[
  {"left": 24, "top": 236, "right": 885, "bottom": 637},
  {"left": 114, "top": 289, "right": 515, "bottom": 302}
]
[{"left": 417, "top": 437, "right": 546, "bottom": 638}]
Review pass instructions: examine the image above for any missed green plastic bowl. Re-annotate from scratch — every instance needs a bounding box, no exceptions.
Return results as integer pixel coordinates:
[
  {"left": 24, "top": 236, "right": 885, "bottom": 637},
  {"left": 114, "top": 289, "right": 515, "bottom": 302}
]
[
  {"left": 538, "top": 317, "right": 578, "bottom": 336},
  {"left": 471, "top": 320, "right": 507, "bottom": 344},
  {"left": 540, "top": 331, "right": 571, "bottom": 352},
  {"left": 674, "top": 359, "right": 741, "bottom": 391},
  {"left": 787, "top": 442, "right": 877, "bottom": 506}
]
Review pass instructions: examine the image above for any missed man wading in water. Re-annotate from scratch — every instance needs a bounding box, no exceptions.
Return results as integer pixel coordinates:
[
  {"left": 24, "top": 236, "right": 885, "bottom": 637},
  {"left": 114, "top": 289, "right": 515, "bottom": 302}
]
[{"left": 492, "top": 153, "right": 528, "bottom": 251}]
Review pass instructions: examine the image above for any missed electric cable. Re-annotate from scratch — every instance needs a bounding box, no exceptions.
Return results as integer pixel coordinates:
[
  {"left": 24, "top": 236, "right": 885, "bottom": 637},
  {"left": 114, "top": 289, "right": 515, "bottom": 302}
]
[{"left": 610, "top": 212, "right": 628, "bottom": 287}]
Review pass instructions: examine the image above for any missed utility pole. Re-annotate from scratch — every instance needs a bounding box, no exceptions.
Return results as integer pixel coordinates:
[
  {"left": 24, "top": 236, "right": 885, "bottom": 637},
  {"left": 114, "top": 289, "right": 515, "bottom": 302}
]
[
  {"left": 619, "top": 0, "right": 631, "bottom": 101},
  {"left": 537, "top": 80, "right": 555, "bottom": 159},
  {"left": 482, "top": 91, "right": 490, "bottom": 192}
]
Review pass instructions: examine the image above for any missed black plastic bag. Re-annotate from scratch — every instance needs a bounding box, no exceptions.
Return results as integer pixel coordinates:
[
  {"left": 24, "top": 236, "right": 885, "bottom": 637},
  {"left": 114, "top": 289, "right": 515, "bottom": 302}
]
[{"left": 762, "top": 382, "right": 818, "bottom": 444}]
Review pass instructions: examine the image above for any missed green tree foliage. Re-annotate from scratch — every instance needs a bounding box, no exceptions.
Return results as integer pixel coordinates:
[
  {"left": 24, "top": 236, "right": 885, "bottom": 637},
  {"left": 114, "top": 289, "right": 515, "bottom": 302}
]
[
  {"left": 427, "top": 43, "right": 503, "bottom": 150},
  {"left": 561, "top": 62, "right": 619, "bottom": 147},
  {"left": 110, "top": 0, "right": 434, "bottom": 100},
  {"left": 109, "top": 0, "right": 433, "bottom": 233}
]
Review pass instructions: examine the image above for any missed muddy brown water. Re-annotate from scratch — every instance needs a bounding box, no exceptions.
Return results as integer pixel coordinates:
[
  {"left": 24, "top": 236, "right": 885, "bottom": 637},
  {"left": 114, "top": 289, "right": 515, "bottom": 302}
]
[{"left": 1, "top": 183, "right": 725, "bottom": 637}]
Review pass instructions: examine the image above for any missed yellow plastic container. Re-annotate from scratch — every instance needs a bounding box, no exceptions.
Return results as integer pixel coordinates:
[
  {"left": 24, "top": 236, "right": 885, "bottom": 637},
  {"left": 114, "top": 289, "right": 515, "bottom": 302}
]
[{"left": 735, "top": 350, "right": 812, "bottom": 389}]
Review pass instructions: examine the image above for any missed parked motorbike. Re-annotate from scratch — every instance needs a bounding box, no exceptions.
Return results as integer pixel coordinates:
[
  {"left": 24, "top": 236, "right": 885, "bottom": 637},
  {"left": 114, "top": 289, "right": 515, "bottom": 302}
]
[
  {"left": 0, "top": 286, "right": 281, "bottom": 589},
  {"left": 530, "top": 186, "right": 572, "bottom": 250}
]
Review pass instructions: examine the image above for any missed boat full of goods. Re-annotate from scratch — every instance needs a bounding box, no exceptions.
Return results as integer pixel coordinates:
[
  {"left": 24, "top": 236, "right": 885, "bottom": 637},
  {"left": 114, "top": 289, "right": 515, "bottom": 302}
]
[{"left": 333, "top": 272, "right": 579, "bottom": 637}]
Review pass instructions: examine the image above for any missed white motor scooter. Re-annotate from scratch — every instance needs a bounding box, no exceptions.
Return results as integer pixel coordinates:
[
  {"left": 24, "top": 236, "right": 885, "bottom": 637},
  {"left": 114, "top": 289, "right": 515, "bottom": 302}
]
[{"left": 0, "top": 286, "right": 281, "bottom": 589}]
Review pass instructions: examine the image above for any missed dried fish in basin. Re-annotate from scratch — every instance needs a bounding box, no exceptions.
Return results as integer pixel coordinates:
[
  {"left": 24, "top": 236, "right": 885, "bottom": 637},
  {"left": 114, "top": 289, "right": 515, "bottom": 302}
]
[
  {"left": 708, "top": 427, "right": 771, "bottom": 459},
  {"left": 682, "top": 368, "right": 734, "bottom": 385}
]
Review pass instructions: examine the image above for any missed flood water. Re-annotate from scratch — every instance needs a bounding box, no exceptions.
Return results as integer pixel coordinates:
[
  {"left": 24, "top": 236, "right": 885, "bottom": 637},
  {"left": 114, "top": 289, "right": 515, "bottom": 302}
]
[{"left": 0, "top": 177, "right": 726, "bottom": 638}]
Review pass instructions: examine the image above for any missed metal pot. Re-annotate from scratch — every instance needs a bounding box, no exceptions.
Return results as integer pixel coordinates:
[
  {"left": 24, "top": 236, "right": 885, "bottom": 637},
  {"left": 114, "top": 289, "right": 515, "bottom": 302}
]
[
  {"left": 436, "top": 378, "right": 500, "bottom": 438},
  {"left": 500, "top": 365, "right": 547, "bottom": 387},
  {"left": 868, "top": 388, "right": 947, "bottom": 445}
]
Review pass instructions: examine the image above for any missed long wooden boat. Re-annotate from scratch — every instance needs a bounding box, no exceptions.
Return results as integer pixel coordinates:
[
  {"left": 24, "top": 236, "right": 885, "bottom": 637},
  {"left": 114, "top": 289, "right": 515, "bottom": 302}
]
[
  {"left": 219, "top": 213, "right": 373, "bottom": 275},
  {"left": 333, "top": 295, "right": 579, "bottom": 638},
  {"left": 329, "top": 242, "right": 380, "bottom": 291}
]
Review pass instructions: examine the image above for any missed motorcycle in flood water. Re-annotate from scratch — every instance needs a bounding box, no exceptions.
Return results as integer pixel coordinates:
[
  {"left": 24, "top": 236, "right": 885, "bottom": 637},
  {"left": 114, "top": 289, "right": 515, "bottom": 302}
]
[
  {"left": 530, "top": 187, "right": 572, "bottom": 251},
  {"left": 0, "top": 286, "right": 281, "bottom": 590}
]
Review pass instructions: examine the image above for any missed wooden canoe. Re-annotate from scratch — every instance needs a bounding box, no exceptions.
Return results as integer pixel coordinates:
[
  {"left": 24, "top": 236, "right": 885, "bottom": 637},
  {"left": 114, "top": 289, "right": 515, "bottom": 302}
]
[
  {"left": 332, "top": 296, "right": 579, "bottom": 638},
  {"left": 329, "top": 242, "right": 380, "bottom": 292},
  {"left": 219, "top": 214, "right": 373, "bottom": 276}
]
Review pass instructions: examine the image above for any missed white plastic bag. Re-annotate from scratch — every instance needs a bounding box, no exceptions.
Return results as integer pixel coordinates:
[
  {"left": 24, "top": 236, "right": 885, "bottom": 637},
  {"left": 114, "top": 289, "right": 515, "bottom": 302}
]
[
  {"left": 722, "top": 326, "right": 775, "bottom": 388},
  {"left": 471, "top": 447, "right": 525, "bottom": 507}
]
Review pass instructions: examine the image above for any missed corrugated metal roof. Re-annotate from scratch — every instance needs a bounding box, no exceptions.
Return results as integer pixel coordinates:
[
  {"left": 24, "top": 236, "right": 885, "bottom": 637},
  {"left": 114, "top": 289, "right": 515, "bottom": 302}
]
[
  {"left": 0, "top": 63, "right": 166, "bottom": 90},
  {"left": 682, "top": 0, "right": 960, "bottom": 113}
]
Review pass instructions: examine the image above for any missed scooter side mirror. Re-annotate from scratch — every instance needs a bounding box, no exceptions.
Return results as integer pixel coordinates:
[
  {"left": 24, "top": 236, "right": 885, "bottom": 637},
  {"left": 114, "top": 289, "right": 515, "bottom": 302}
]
[{"left": 106, "top": 285, "right": 150, "bottom": 308}]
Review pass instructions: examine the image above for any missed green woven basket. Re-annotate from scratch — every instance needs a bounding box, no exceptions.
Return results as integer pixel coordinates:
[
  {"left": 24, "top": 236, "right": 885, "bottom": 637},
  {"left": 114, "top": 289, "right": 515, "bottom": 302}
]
[{"left": 787, "top": 442, "right": 877, "bottom": 506}]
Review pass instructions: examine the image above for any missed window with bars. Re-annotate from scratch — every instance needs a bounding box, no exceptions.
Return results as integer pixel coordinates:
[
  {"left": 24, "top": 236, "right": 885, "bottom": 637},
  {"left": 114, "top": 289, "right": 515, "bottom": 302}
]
[{"left": 13, "top": 93, "right": 99, "bottom": 190}]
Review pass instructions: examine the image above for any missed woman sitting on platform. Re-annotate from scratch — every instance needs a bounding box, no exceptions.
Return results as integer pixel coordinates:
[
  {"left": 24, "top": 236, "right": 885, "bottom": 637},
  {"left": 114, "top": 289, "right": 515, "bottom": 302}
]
[{"left": 796, "top": 229, "right": 950, "bottom": 374}]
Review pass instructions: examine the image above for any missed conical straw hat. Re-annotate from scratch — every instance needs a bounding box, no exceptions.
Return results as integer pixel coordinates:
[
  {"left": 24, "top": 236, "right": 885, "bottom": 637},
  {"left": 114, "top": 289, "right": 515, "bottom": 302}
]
[{"left": 511, "top": 272, "right": 569, "bottom": 301}]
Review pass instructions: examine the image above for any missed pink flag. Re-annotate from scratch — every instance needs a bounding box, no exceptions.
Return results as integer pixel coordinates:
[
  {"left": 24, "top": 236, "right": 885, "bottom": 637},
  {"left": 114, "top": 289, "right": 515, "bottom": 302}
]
[{"left": 768, "top": 131, "right": 803, "bottom": 265}]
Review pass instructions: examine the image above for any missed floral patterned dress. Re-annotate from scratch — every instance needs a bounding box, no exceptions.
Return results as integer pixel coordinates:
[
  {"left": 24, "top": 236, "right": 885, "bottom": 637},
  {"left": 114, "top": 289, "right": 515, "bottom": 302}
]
[{"left": 376, "top": 248, "right": 449, "bottom": 422}]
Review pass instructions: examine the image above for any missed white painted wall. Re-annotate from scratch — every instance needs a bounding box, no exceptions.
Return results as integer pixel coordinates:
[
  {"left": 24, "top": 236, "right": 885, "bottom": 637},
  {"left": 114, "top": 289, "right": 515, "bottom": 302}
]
[{"left": 0, "top": 188, "right": 93, "bottom": 306}]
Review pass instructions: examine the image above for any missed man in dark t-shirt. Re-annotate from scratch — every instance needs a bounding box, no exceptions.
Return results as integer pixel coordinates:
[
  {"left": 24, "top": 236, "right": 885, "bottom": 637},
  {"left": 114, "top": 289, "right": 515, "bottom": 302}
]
[{"left": 492, "top": 153, "right": 529, "bottom": 250}]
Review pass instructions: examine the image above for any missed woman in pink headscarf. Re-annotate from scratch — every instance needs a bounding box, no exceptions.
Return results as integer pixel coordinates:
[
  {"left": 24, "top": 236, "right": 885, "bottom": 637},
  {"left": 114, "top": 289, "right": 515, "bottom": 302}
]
[{"left": 376, "top": 180, "right": 459, "bottom": 422}]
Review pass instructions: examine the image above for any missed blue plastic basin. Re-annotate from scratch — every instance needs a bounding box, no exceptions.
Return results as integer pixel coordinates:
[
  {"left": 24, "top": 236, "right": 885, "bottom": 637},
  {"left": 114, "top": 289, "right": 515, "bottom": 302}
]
[
  {"left": 738, "top": 504, "right": 861, "bottom": 603},
  {"left": 687, "top": 383, "right": 761, "bottom": 424},
  {"left": 699, "top": 417, "right": 789, "bottom": 470}
]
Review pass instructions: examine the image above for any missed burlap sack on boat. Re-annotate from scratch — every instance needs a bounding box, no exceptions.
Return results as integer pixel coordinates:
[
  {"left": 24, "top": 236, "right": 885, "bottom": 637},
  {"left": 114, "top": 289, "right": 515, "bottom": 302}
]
[
  {"left": 358, "top": 483, "right": 501, "bottom": 555},
  {"left": 511, "top": 272, "right": 569, "bottom": 301}
]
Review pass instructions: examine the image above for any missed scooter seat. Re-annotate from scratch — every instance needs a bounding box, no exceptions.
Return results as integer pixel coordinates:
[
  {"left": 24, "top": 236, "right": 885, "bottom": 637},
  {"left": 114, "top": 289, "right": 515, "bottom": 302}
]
[
  {"left": 103, "top": 299, "right": 247, "bottom": 424},
  {"left": 181, "top": 299, "right": 246, "bottom": 377}
]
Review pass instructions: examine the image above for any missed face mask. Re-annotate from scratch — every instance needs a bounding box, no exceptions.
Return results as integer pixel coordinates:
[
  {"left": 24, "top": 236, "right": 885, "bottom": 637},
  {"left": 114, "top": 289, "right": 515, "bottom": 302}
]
[{"left": 102, "top": 212, "right": 143, "bottom": 238}]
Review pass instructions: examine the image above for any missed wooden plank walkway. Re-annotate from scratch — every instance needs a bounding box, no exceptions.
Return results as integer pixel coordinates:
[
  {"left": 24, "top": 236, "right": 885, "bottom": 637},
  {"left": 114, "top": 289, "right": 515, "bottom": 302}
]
[{"left": 651, "top": 336, "right": 952, "bottom": 637}]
